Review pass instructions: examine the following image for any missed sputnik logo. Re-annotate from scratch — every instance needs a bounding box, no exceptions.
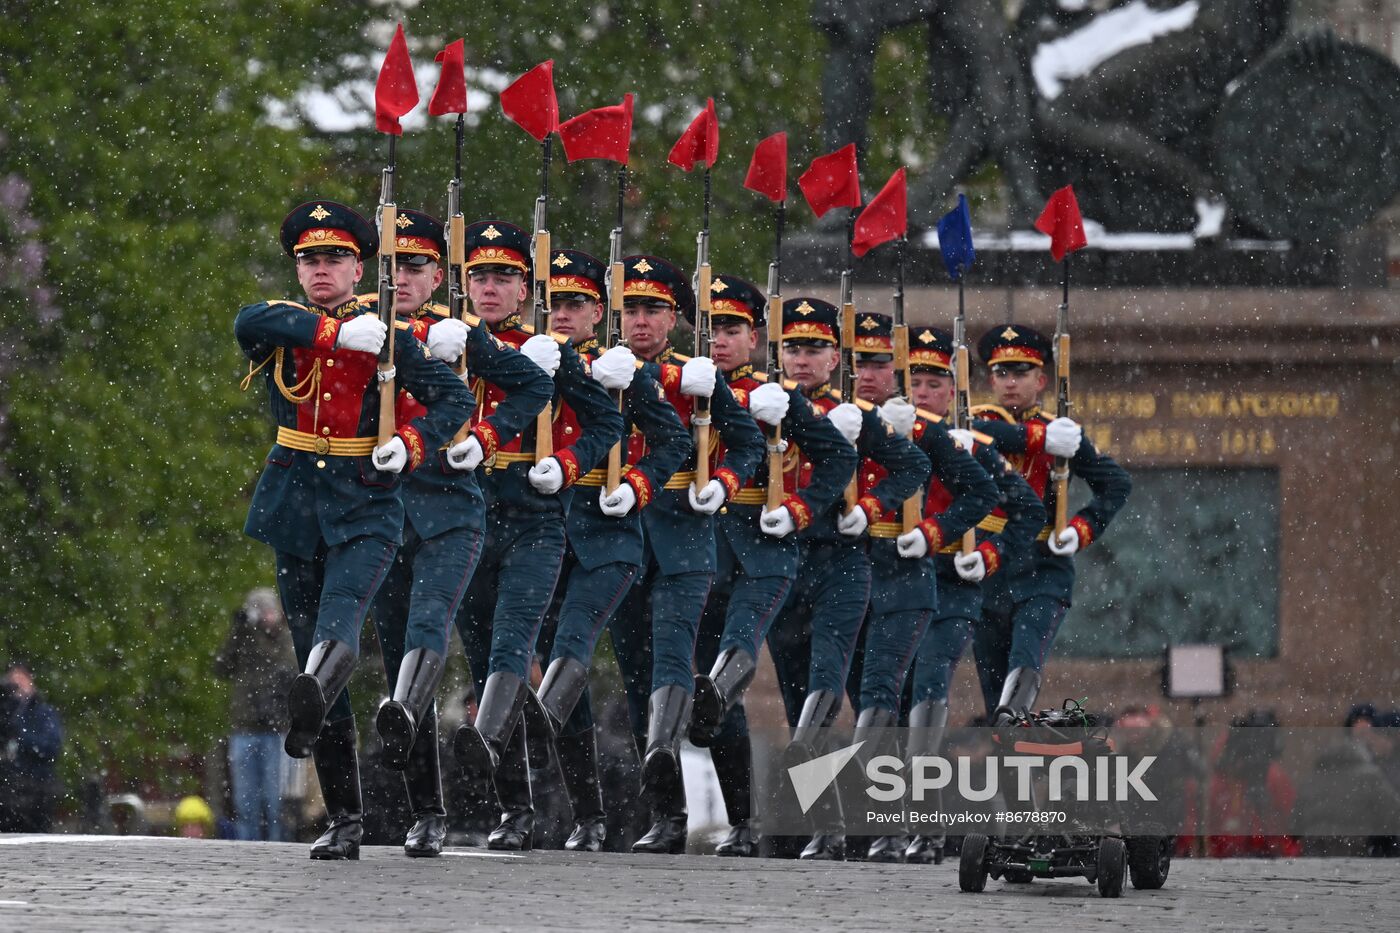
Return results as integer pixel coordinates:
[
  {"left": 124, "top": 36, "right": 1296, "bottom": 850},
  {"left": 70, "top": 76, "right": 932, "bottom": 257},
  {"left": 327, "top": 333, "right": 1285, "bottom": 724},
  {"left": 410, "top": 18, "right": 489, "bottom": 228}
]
[{"left": 787, "top": 741, "right": 864, "bottom": 814}]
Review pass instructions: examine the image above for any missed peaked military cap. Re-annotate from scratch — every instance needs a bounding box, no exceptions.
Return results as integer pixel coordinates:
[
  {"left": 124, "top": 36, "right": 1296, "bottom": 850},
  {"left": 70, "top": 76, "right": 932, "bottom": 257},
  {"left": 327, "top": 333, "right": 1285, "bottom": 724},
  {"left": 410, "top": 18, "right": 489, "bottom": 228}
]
[
  {"left": 622, "top": 255, "right": 696, "bottom": 322},
  {"left": 709, "top": 274, "right": 767, "bottom": 329},
  {"left": 391, "top": 209, "right": 446, "bottom": 266},
  {"left": 280, "top": 200, "right": 377, "bottom": 260},
  {"left": 977, "top": 324, "right": 1053, "bottom": 370},
  {"left": 549, "top": 248, "right": 607, "bottom": 300},
  {"left": 852, "top": 311, "right": 894, "bottom": 360},
  {"left": 909, "top": 326, "right": 954, "bottom": 374},
  {"left": 464, "top": 220, "right": 530, "bottom": 275},
  {"left": 780, "top": 297, "right": 839, "bottom": 347}
]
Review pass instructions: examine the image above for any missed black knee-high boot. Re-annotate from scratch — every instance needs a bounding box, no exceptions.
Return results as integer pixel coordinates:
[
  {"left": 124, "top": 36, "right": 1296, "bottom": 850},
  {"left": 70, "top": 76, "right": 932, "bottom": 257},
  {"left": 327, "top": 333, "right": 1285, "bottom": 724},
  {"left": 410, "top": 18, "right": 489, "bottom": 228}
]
[
  {"left": 557, "top": 727, "right": 606, "bottom": 852},
  {"left": 286, "top": 640, "right": 356, "bottom": 758},
  {"left": 377, "top": 648, "right": 445, "bottom": 771},
  {"left": 402, "top": 702, "right": 447, "bottom": 857},
  {"left": 309, "top": 715, "right": 362, "bottom": 860},
  {"left": 486, "top": 715, "right": 534, "bottom": 851}
]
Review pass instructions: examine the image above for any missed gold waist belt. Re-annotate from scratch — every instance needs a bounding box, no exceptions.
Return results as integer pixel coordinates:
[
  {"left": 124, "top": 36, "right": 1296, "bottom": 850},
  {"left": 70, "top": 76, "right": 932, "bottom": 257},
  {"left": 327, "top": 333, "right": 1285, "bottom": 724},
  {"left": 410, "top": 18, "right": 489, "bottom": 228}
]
[
  {"left": 275, "top": 426, "right": 376, "bottom": 457},
  {"left": 870, "top": 521, "right": 905, "bottom": 539},
  {"left": 576, "top": 466, "right": 627, "bottom": 488},
  {"left": 664, "top": 471, "right": 697, "bottom": 490},
  {"left": 731, "top": 488, "right": 772, "bottom": 506},
  {"left": 937, "top": 516, "right": 1009, "bottom": 553},
  {"left": 491, "top": 450, "right": 537, "bottom": 465}
]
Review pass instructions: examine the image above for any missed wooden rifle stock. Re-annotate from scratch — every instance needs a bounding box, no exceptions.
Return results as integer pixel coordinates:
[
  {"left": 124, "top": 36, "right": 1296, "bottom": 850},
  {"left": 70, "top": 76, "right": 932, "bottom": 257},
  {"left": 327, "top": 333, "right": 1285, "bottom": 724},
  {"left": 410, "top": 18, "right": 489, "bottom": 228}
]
[{"left": 376, "top": 200, "right": 397, "bottom": 447}]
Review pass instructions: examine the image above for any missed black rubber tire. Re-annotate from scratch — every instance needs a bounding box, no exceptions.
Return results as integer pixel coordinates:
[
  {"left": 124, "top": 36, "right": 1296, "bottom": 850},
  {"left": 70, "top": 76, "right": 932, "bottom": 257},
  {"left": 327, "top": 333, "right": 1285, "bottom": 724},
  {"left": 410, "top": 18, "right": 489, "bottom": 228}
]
[
  {"left": 959, "top": 834, "right": 989, "bottom": 893},
  {"left": 1097, "top": 836, "right": 1127, "bottom": 898},
  {"left": 1127, "top": 836, "right": 1173, "bottom": 890}
]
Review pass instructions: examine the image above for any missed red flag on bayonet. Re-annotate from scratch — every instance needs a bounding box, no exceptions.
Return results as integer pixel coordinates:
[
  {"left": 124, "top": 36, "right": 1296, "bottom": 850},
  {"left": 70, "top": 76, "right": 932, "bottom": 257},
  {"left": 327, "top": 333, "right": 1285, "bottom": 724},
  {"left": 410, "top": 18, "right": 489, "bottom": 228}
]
[
  {"left": 375, "top": 23, "right": 419, "bottom": 135},
  {"left": 1034, "top": 185, "right": 1088, "bottom": 261},
  {"left": 500, "top": 60, "right": 558, "bottom": 141},
  {"left": 558, "top": 93, "right": 634, "bottom": 164},
  {"left": 667, "top": 98, "right": 719, "bottom": 171},
  {"left": 851, "top": 167, "right": 907, "bottom": 257},
  {"left": 743, "top": 132, "right": 787, "bottom": 203},
  {"left": 428, "top": 39, "right": 467, "bottom": 116},
  {"left": 798, "top": 143, "right": 862, "bottom": 219}
]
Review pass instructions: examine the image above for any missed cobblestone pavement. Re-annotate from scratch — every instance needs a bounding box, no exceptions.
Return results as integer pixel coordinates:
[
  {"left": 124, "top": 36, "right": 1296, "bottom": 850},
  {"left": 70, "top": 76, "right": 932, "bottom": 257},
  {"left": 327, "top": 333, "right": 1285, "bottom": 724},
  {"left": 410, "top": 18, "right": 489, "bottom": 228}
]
[{"left": 0, "top": 835, "right": 1392, "bottom": 932}]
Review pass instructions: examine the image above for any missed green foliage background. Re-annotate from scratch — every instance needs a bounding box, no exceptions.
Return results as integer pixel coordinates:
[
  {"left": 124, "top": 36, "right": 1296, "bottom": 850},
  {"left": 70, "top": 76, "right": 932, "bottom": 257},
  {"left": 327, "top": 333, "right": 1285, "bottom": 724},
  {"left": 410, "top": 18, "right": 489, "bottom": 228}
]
[{"left": 0, "top": 1, "right": 940, "bottom": 796}]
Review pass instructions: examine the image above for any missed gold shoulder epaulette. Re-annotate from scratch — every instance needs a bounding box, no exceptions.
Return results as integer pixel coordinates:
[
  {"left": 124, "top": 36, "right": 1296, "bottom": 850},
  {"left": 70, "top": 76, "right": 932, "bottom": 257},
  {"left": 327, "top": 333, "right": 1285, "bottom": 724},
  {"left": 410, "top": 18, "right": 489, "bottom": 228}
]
[
  {"left": 393, "top": 319, "right": 414, "bottom": 331},
  {"left": 970, "top": 403, "right": 1017, "bottom": 423},
  {"left": 267, "top": 299, "right": 310, "bottom": 312}
]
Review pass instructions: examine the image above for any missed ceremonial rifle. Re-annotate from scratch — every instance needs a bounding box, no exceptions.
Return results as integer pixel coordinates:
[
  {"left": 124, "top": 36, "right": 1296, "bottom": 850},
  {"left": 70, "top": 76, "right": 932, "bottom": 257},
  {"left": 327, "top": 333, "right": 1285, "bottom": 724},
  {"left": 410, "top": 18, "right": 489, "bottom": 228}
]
[
  {"left": 891, "top": 235, "right": 921, "bottom": 534},
  {"left": 839, "top": 208, "right": 859, "bottom": 513},
  {"left": 603, "top": 164, "right": 628, "bottom": 493},
  {"left": 530, "top": 135, "right": 555, "bottom": 463},
  {"left": 375, "top": 136, "right": 400, "bottom": 448},
  {"left": 1052, "top": 262, "right": 1072, "bottom": 536},
  {"left": 951, "top": 270, "right": 976, "bottom": 554},
  {"left": 691, "top": 168, "right": 714, "bottom": 490},
  {"left": 764, "top": 200, "right": 786, "bottom": 512}
]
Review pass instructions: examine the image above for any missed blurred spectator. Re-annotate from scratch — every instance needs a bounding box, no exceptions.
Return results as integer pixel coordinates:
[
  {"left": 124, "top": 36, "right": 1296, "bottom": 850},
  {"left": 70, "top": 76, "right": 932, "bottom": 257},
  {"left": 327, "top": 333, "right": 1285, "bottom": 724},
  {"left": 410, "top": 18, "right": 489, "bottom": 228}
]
[
  {"left": 1205, "top": 709, "right": 1301, "bottom": 857},
  {"left": 175, "top": 795, "right": 215, "bottom": 838},
  {"left": 1301, "top": 703, "right": 1400, "bottom": 856},
  {"left": 0, "top": 660, "right": 64, "bottom": 832},
  {"left": 214, "top": 588, "right": 297, "bottom": 841},
  {"left": 1113, "top": 704, "right": 1199, "bottom": 845}
]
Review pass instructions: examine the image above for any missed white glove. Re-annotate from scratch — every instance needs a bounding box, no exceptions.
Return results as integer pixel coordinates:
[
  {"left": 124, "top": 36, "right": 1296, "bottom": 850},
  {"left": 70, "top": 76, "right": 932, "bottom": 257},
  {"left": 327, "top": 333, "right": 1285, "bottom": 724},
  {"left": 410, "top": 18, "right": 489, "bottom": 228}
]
[
  {"left": 447, "top": 436, "right": 484, "bottom": 472},
  {"left": 879, "top": 397, "right": 916, "bottom": 438},
  {"left": 591, "top": 345, "right": 636, "bottom": 391},
  {"left": 896, "top": 528, "right": 928, "bottom": 559},
  {"left": 954, "top": 549, "right": 987, "bottom": 582},
  {"left": 426, "top": 318, "right": 470, "bottom": 362},
  {"left": 335, "top": 314, "right": 387, "bottom": 354},
  {"left": 521, "top": 334, "right": 562, "bottom": 377},
  {"left": 1048, "top": 526, "right": 1081, "bottom": 556},
  {"left": 948, "top": 428, "right": 976, "bottom": 452},
  {"left": 372, "top": 436, "right": 407, "bottom": 473},
  {"left": 1045, "top": 417, "right": 1083, "bottom": 458},
  {"left": 749, "top": 382, "right": 790, "bottom": 426},
  {"left": 599, "top": 482, "right": 637, "bottom": 517},
  {"left": 837, "top": 505, "right": 868, "bottom": 537},
  {"left": 828, "top": 403, "right": 863, "bottom": 445},
  {"left": 760, "top": 505, "right": 797, "bottom": 538},
  {"left": 528, "top": 457, "right": 564, "bottom": 494},
  {"left": 688, "top": 478, "right": 726, "bottom": 515},
  {"left": 680, "top": 356, "right": 716, "bottom": 397}
]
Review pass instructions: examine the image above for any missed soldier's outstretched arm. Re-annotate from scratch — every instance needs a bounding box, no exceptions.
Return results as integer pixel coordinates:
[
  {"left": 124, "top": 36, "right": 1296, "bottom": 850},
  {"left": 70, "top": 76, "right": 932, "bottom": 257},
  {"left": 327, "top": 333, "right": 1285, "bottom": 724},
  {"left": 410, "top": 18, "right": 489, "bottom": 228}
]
[
  {"left": 466, "top": 325, "right": 554, "bottom": 453},
  {"left": 1065, "top": 437, "right": 1132, "bottom": 546},
  {"left": 969, "top": 412, "right": 1045, "bottom": 455},
  {"left": 859, "top": 407, "right": 931, "bottom": 518},
  {"left": 784, "top": 386, "right": 858, "bottom": 518},
  {"left": 622, "top": 370, "right": 694, "bottom": 505},
  {"left": 709, "top": 376, "right": 766, "bottom": 495},
  {"left": 234, "top": 300, "right": 332, "bottom": 362},
  {"left": 919, "top": 420, "right": 998, "bottom": 543},
  {"left": 390, "top": 334, "right": 476, "bottom": 469},
  {"left": 978, "top": 444, "right": 1046, "bottom": 577},
  {"left": 552, "top": 341, "right": 626, "bottom": 479}
]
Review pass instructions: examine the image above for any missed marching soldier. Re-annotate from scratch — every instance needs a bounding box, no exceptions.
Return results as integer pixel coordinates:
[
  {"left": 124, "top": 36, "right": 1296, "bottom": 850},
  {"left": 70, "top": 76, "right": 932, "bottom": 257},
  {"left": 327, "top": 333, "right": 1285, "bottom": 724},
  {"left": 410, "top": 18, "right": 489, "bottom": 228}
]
[
  {"left": 359, "top": 209, "right": 553, "bottom": 856},
  {"left": 970, "top": 325, "right": 1131, "bottom": 721},
  {"left": 899, "top": 325, "right": 1045, "bottom": 864},
  {"left": 766, "top": 297, "right": 930, "bottom": 861},
  {"left": 234, "top": 200, "right": 473, "bottom": 860},
  {"left": 689, "top": 274, "right": 857, "bottom": 857},
  {"left": 449, "top": 220, "right": 624, "bottom": 851},
  {"left": 528, "top": 248, "right": 693, "bottom": 852},
  {"left": 846, "top": 312, "right": 998, "bottom": 862},
  {"left": 612, "top": 254, "right": 766, "bottom": 854}
]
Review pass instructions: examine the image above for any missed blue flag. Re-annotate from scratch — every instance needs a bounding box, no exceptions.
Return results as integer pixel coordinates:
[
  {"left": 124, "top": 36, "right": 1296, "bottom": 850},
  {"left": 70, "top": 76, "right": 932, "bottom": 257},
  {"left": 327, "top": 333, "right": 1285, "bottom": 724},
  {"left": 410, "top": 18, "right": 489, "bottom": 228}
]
[{"left": 937, "top": 194, "right": 975, "bottom": 280}]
